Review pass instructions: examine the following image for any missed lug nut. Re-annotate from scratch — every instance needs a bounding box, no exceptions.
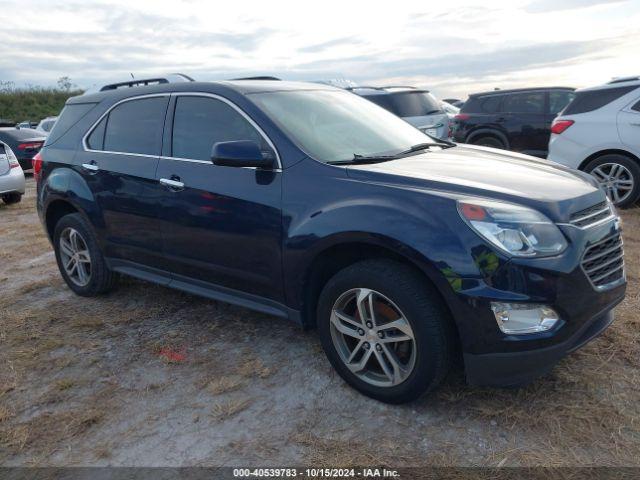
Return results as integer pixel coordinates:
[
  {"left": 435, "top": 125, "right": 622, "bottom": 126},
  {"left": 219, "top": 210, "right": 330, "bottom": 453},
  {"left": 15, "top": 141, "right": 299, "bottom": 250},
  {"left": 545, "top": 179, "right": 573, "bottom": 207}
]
[
  {"left": 375, "top": 344, "right": 382, "bottom": 352},
  {"left": 363, "top": 342, "right": 370, "bottom": 350},
  {"left": 358, "top": 328, "right": 365, "bottom": 336},
  {"left": 366, "top": 322, "right": 373, "bottom": 328},
  {"left": 377, "top": 331, "right": 384, "bottom": 339}
]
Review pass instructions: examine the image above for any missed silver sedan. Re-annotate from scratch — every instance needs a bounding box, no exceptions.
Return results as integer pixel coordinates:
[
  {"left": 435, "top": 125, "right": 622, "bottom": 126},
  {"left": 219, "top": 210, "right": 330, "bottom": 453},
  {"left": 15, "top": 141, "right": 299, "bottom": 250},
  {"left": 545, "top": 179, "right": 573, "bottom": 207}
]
[{"left": 0, "top": 141, "right": 25, "bottom": 205}]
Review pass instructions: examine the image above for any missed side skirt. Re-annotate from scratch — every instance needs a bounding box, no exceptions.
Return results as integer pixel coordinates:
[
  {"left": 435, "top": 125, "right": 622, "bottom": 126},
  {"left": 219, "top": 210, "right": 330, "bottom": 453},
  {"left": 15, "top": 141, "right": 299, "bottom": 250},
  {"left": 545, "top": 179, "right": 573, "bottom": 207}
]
[{"left": 106, "top": 258, "right": 302, "bottom": 326}]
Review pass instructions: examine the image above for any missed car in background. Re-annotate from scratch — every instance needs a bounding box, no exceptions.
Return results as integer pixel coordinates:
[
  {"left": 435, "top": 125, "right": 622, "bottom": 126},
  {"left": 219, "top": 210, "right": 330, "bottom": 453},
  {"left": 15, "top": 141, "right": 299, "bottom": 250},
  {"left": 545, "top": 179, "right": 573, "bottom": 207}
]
[
  {"left": 349, "top": 86, "right": 451, "bottom": 140},
  {"left": 0, "top": 127, "right": 46, "bottom": 171},
  {"left": 451, "top": 87, "right": 575, "bottom": 158},
  {"left": 16, "top": 121, "right": 37, "bottom": 129},
  {"left": 443, "top": 98, "right": 464, "bottom": 108},
  {"left": 35, "top": 116, "right": 58, "bottom": 136},
  {"left": 548, "top": 76, "right": 640, "bottom": 207},
  {"left": 0, "top": 141, "right": 25, "bottom": 204}
]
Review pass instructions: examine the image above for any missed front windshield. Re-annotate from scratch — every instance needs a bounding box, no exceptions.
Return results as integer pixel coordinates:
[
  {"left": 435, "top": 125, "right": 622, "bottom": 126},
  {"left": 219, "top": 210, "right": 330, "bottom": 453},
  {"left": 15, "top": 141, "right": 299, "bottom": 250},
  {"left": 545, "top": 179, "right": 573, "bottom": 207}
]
[{"left": 249, "top": 89, "right": 431, "bottom": 163}]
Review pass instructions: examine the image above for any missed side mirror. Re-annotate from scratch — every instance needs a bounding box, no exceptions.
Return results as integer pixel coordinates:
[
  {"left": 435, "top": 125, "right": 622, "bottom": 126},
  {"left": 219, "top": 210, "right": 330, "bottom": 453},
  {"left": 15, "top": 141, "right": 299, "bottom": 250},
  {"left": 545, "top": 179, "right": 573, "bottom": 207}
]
[{"left": 211, "top": 140, "right": 273, "bottom": 168}]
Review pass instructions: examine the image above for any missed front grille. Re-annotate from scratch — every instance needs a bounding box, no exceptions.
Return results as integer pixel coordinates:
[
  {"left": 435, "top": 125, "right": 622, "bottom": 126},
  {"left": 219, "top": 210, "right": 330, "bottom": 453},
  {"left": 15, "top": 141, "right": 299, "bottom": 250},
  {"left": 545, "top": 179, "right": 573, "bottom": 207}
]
[
  {"left": 570, "top": 201, "right": 611, "bottom": 228},
  {"left": 581, "top": 234, "right": 624, "bottom": 289}
]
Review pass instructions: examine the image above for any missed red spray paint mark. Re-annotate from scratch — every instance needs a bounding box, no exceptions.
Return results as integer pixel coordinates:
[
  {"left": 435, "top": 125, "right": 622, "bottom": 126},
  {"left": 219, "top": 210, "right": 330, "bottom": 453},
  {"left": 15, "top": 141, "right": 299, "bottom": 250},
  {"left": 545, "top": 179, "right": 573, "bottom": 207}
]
[{"left": 157, "top": 347, "right": 187, "bottom": 363}]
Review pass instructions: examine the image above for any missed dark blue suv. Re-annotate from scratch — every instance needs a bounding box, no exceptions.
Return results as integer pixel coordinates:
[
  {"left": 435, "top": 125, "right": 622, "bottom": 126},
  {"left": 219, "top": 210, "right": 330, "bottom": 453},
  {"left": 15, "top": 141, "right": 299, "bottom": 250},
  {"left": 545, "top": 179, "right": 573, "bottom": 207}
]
[{"left": 36, "top": 77, "right": 626, "bottom": 403}]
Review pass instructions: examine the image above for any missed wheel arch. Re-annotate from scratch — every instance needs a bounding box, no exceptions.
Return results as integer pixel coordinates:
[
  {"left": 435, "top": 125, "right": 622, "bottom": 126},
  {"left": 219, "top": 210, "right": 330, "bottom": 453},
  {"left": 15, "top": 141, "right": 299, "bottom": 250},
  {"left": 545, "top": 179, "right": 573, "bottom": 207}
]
[
  {"left": 466, "top": 128, "right": 510, "bottom": 148},
  {"left": 297, "top": 236, "right": 458, "bottom": 337},
  {"left": 44, "top": 199, "right": 80, "bottom": 241},
  {"left": 578, "top": 148, "right": 640, "bottom": 171}
]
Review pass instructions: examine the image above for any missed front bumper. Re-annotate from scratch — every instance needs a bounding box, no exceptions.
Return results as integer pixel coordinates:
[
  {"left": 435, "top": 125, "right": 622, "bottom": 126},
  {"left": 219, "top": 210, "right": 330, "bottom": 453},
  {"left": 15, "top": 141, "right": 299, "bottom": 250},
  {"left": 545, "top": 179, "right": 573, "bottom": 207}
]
[
  {"left": 0, "top": 166, "right": 26, "bottom": 195},
  {"left": 464, "top": 306, "right": 616, "bottom": 387}
]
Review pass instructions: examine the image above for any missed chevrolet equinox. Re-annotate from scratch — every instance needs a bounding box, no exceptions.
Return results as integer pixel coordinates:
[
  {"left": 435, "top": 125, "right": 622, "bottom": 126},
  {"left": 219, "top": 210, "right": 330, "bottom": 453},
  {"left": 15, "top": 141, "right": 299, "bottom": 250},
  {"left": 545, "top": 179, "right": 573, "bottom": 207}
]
[{"left": 35, "top": 78, "right": 626, "bottom": 403}]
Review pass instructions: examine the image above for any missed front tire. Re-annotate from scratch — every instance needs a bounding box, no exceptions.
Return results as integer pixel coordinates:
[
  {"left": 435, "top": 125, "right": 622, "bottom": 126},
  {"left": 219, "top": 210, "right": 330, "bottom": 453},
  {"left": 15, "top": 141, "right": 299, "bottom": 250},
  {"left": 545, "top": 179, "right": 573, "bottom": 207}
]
[
  {"left": 2, "top": 193, "right": 22, "bottom": 205},
  {"left": 584, "top": 154, "right": 640, "bottom": 208},
  {"left": 53, "top": 213, "right": 117, "bottom": 296},
  {"left": 317, "top": 260, "right": 454, "bottom": 404}
]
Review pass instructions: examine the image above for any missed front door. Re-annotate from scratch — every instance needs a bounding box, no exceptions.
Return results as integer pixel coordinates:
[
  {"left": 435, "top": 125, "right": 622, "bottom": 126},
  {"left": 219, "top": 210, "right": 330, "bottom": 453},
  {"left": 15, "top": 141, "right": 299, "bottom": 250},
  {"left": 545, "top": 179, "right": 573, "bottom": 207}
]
[
  {"left": 76, "top": 95, "right": 169, "bottom": 270},
  {"left": 156, "top": 94, "right": 283, "bottom": 301}
]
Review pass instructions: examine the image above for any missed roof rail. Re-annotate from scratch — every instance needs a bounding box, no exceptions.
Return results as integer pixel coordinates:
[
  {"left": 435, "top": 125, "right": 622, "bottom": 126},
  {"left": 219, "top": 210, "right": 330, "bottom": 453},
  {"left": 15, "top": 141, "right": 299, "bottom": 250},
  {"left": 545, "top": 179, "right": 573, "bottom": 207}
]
[
  {"left": 608, "top": 76, "right": 640, "bottom": 84},
  {"left": 383, "top": 85, "right": 418, "bottom": 90},
  {"left": 99, "top": 73, "right": 194, "bottom": 91},
  {"left": 345, "top": 85, "right": 384, "bottom": 91},
  {"left": 231, "top": 76, "right": 281, "bottom": 81}
]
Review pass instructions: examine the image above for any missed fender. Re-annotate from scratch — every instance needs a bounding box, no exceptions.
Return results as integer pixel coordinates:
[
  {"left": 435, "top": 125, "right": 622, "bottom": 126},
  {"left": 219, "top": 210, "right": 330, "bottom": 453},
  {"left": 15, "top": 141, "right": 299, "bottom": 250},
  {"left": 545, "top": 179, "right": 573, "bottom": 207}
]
[
  {"left": 282, "top": 188, "right": 509, "bottom": 311},
  {"left": 466, "top": 127, "right": 510, "bottom": 148},
  {"left": 40, "top": 166, "right": 104, "bottom": 241}
]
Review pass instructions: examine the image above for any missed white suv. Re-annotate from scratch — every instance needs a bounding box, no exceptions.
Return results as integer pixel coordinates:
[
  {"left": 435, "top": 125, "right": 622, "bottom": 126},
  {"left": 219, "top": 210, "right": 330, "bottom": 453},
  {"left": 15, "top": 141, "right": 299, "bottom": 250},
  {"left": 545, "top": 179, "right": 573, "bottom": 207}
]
[{"left": 548, "top": 76, "right": 640, "bottom": 207}]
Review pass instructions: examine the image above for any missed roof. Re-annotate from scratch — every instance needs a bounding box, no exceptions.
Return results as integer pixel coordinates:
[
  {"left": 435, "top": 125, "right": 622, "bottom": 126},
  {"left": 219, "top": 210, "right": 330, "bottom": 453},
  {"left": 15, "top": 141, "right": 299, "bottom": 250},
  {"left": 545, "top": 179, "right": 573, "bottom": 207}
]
[
  {"left": 70, "top": 79, "right": 337, "bottom": 104},
  {"left": 469, "top": 86, "right": 575, "bottom": 97}
]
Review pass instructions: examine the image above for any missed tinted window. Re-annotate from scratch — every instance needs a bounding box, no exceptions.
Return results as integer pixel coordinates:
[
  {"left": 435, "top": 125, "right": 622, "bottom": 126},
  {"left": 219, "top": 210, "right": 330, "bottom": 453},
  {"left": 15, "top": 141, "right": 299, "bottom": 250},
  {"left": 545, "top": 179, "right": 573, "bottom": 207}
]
[
  {"left": 502, "top": 92, "right": 544, "bottom": 114},
  {"left": 47, "top": 103, "right": 97, "bottom": 145},
  {"left": 564, "top": 86, "right": 638, "bottom": 115},
  {"left": 631, "top": 99, "right": 640, "bottom": 112},
  {"left": 103, "top": 97, "right": 167, "bottom": 155},
  {"left": 364, "top": 92, "right": 442, "bottom": 117},
  {"left": 87, "top": 116, "right": 106, "bottom": 150},
  {"left": 478, "top": 96, "right": 502, "bottom": 113},
  {"left": 172, "top": 96, "right": 269, "bottom": 161},
  {"left": 549, "top": 91, "right": 575, "bottom": 114}
]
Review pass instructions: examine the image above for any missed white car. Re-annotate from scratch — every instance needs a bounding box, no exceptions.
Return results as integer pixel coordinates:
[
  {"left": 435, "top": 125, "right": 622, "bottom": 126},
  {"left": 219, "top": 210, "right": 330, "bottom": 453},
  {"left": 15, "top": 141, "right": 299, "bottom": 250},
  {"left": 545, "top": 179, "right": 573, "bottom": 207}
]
[
  {"left": 548, "top": 76, "right": 640, "bottom": 207},
  {"left": 35, "top": 116, "right": 57, "bottom": 136},
  {"left": 0, "top": 141, "right": 25, "bottom": 205}
]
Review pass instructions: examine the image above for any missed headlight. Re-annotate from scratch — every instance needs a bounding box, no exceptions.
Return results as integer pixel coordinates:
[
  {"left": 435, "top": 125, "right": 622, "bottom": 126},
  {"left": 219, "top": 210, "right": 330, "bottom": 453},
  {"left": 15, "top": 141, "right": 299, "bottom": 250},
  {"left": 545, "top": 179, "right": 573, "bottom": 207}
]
[{"left": 457, "top": 198, "right": 567, "bottom": 257}]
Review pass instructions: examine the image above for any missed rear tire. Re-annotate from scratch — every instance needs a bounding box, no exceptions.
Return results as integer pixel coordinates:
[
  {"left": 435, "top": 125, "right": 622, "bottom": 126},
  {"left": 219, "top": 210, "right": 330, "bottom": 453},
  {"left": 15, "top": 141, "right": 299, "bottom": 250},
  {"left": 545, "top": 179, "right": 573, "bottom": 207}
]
[
  {"left": 53, "top": 213, "right": 117, "bottom": 296},
  {"left": 584, "top": 154, "right": 640, "bottom": 208},
  {"left": 2, "top": 193, "right": 22, "bottom": 205},
  {"left": 317, "top": 259, "right": 454, "bottom": 404},
  {"left": 471, "top": 136, "right": 505, "bottom": 149}
]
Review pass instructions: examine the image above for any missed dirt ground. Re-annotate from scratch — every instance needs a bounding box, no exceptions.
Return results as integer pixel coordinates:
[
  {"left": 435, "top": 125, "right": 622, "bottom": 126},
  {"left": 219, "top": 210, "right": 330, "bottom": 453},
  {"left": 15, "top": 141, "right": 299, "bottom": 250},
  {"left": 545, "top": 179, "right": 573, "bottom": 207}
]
[{"left": 1, "top": 177, "right": 639, "bottom": 467}]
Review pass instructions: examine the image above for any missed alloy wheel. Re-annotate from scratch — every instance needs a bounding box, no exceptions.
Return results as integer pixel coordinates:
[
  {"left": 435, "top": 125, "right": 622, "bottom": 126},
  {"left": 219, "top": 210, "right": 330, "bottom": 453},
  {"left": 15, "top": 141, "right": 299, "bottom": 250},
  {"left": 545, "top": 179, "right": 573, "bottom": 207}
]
[
  {"left": 590, "top": 163, "right": 634, "bottom": 205},
  {"left": 59, "top": 227, "right": 92, "bottom": 287},
  {"left": 329, "top": 288, "right": 417, "bottom": 387}
]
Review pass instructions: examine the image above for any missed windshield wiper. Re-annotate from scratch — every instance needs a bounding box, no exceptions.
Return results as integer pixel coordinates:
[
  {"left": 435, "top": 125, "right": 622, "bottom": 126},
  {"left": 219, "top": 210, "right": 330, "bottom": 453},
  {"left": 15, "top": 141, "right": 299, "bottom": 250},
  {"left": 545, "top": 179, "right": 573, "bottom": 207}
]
[
  {"left": 327, "top": 153, "right": 400, "bottom": 165},
  {"left": 397, "top": 141, "right": 455, "bottom": 155}
]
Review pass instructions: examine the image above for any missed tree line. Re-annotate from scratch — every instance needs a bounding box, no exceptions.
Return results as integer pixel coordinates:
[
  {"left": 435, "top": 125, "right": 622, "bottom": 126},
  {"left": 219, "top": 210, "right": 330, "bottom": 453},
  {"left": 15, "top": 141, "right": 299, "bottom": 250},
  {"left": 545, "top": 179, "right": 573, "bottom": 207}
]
[{"left": 0, "top": 77, "right": 84, "bottom": 124}]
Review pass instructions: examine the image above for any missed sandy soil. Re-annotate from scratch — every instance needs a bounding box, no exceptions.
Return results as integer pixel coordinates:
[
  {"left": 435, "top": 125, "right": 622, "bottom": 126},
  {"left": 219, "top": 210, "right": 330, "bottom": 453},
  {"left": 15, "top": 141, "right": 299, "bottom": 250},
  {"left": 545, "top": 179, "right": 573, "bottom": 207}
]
[{"left": 1, "top": 178, "right": 639, "bottom": 467}]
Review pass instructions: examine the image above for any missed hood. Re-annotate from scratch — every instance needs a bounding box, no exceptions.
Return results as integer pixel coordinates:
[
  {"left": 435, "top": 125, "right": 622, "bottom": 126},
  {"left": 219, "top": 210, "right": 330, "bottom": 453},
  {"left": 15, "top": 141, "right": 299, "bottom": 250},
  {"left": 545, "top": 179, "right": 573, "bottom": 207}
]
[{"left": 346, "top": 144, "right": 603, "bottom": 219}]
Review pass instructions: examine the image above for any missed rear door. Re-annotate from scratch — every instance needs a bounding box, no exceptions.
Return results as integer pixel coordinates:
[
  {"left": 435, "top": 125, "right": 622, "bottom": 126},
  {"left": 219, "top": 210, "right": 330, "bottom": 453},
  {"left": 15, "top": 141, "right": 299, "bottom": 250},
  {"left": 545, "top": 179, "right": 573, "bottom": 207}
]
[
  {"left": 76, "top": 95, "right": 169, "bottom": 271},
  {"left": 617, "top": 96, "right": 640, "bottom": 154},
  {"left": 155, "top": 93, "right": 283, "bottom": 301},
  {"left": 501, "top": 91, "right": 547, "bottom": 156}
]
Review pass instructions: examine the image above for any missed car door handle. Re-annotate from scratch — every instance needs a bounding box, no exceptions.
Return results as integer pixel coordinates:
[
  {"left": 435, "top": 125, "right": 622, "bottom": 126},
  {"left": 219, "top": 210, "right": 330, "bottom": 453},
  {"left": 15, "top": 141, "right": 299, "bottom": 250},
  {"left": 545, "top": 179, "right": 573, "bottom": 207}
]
[
  {"left": 81, "top": 162, "right": 99, "bottom": 172},
  {"left": 159, "top": 177, "right": 185, "bottom": 190}
]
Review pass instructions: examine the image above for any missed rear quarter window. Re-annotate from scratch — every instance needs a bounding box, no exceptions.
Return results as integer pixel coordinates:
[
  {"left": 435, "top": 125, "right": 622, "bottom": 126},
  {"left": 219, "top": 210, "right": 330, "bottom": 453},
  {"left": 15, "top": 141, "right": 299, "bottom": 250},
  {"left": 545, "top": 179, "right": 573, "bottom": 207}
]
[
  {"left": 46, "top": 103, "right": 97, "bottom": 145},
  {"left": 563, "top": 86, "right": 638, "bottom": 115}
]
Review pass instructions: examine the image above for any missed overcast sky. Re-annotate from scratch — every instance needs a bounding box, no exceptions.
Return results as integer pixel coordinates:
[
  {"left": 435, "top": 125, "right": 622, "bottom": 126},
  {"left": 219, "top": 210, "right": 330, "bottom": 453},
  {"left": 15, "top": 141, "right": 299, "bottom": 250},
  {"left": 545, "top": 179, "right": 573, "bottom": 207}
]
[{"left": 0, "top": 0, "right": 638, "bottom": 99}]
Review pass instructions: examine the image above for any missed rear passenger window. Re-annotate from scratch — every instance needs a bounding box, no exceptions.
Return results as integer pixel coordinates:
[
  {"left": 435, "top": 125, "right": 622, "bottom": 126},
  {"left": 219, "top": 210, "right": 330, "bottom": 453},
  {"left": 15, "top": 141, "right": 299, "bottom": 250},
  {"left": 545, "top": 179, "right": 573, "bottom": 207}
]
[
  {"left": 102, "top": 97, "right": 168, "bottom": 155},
  {"left": 564, "top": 86, "right": 638, "bottom": 115},
  {"left": 502, "top": 92, "right": 544, "bottom": 114},
  {"left": 172, "top": 96, "right": 272, "bottom": 161},
  {"left": 87, "top": 117, "right": 107, "bottom": 150},
  {"left": 549, "top": 91, "right": 575, "bottom": 114},
  {"left": 632, "top": 99, "right": 640, "bottom": 112},
  {"left": 479, "top": 96, "right": 501, "bottom": 113}
]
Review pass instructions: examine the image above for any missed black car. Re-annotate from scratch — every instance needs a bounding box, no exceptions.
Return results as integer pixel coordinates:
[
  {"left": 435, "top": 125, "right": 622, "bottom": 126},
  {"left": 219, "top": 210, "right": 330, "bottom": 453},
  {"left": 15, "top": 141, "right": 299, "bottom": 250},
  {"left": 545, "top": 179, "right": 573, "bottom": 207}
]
[
  {"left": 0, "top": 127, "right": 46, "bottom": 170},
  {"left": 36, "top": 77, "right": 624, "bottom": 403},
  {"left": 451, "top": 87, "right": 575, "bottom": 158}
]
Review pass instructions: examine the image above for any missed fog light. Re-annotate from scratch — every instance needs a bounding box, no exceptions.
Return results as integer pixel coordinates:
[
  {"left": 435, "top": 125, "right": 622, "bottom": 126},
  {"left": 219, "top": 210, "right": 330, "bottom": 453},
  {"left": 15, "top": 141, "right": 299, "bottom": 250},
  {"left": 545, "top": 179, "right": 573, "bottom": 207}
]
[{"left": 490, "top": 303, "right": 559, "bottom": 334}]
